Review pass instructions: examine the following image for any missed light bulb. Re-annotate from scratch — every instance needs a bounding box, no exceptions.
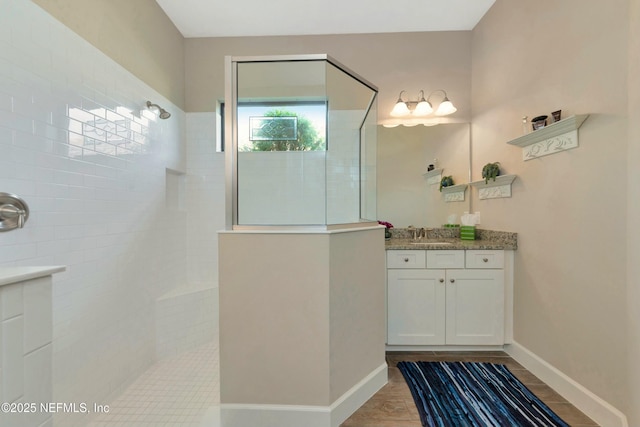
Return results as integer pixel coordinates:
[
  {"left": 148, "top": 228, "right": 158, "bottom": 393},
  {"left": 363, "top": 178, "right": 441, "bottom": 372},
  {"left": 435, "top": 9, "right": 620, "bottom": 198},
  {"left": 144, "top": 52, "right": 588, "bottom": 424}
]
[
  {"left": 435, "top": 99, "right": 457, "bottom": 116},
  {"left": 414, "top": 100, "right": 433, "bottom": 116},
  {"left": 390, "top": 101, "right": 410, "bottom": 117}
]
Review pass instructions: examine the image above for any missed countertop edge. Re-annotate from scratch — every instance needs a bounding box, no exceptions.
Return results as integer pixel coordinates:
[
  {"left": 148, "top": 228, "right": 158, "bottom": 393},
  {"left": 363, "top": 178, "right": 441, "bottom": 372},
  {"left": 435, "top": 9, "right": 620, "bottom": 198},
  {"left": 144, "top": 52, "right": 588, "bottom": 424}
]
[
  {"left": 385, "top": 239, "right": 516, "bottom": 251},
  {"left": 0, "top": 266, "right": 66, "bottom": 287}
]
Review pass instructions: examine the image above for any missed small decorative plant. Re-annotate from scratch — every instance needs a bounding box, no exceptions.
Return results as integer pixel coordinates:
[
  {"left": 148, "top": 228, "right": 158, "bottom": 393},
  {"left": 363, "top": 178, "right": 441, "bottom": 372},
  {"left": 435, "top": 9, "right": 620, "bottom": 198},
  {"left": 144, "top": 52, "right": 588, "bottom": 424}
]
[
  {"left": 378, "top": 220, "right": 393, "bottom": 229},
  {"left": 378, "top": 221, "right": 394, "bottom": 240},
  {"left": 439, "top": 176, "right": 454, "bottom": 192},
  {"left": 482, "top": 162, "right": 501, "bottom": 184}
]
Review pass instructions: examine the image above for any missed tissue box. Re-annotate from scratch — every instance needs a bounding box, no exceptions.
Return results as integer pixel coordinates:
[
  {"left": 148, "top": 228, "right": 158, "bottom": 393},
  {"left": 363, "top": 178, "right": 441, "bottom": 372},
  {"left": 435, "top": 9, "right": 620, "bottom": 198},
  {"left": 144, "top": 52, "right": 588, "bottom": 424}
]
[
  {"left": 460, "top": 225, "right": 476, "bottom": 240},
  {"left": 443, "top": 224, "right": 460, "bottom": 228}
]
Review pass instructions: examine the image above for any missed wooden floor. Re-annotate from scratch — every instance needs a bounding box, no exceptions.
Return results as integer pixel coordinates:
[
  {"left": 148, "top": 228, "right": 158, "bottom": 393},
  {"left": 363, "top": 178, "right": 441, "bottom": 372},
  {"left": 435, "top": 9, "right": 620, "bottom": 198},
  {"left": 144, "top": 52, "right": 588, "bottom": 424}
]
[{"left": 340, "top": 351, "right": 599, "bottom": 427}]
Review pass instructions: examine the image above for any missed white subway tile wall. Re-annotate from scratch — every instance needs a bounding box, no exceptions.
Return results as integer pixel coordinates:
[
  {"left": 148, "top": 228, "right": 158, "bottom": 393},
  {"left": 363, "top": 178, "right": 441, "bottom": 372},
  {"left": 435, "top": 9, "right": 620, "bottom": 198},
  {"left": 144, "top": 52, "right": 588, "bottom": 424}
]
[
  {"left": 155, "top": 286, "right": 217, "bottom": 360},
  {"left": 0, "top": 1, "right": 221, "bottom": 426},
  {"left": 185, "top": 113, "right": 225, "bottom": 287}
]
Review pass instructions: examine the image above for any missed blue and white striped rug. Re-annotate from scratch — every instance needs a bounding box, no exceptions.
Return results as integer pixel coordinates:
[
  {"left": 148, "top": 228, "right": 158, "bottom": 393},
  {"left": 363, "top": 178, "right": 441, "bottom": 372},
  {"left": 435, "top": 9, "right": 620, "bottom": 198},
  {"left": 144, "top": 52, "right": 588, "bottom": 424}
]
[{"left": 397, "top": 361, "right": 570, "bottom": 427}]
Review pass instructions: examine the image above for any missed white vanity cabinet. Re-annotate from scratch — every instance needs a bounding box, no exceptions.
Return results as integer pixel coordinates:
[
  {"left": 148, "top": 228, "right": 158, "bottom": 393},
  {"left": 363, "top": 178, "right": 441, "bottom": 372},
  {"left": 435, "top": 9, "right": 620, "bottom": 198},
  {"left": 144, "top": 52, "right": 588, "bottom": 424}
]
[{"left": 386, "top": 249, "right": 510, "bottom": 347}]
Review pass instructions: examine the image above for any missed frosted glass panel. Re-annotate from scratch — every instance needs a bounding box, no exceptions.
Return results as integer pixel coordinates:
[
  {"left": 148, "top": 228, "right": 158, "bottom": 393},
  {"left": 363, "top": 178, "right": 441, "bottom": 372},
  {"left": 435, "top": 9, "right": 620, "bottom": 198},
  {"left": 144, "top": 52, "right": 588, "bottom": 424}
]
[{"left": 238, "top": 151, "right": 326, "bottom": 224}]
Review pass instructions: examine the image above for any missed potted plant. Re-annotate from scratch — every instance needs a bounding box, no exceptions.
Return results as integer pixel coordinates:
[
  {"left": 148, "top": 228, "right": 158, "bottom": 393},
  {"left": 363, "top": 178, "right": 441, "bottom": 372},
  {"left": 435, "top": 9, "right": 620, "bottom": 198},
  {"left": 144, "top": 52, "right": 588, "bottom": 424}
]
[
  {"left": 439, "top": 176, "right": 454, "bottom": 192},
  {"left": 482, "top": 162, "right": 500, "bottom": 184},
  {"left": 378, "top": 220, "right": 394, "bottom": 239}
]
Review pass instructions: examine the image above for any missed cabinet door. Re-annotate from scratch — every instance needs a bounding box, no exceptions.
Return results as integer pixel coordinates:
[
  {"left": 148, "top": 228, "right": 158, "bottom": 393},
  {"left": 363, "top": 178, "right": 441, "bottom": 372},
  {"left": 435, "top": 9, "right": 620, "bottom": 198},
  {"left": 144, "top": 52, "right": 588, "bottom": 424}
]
[
  {"left": 445, "top": 269, "right": 505, "bottom": 345},
  {"left": 387, "top": 269, "right": 446, "bottom": 345}
]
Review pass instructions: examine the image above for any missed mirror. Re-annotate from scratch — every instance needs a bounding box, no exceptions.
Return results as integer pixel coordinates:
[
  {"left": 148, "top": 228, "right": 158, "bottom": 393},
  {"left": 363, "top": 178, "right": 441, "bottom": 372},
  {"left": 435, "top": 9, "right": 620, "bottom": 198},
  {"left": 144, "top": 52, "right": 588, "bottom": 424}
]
[{"left": 376, "top": 123, "right": 471, "bottom": 228}]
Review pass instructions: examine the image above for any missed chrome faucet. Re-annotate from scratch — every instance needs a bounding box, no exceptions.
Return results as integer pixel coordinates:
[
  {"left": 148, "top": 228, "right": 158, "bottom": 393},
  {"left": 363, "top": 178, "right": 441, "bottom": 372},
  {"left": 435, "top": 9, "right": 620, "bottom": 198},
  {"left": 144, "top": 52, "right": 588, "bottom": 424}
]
[{"left": 409, "top": 226, "right": 427, "bottom": 240}]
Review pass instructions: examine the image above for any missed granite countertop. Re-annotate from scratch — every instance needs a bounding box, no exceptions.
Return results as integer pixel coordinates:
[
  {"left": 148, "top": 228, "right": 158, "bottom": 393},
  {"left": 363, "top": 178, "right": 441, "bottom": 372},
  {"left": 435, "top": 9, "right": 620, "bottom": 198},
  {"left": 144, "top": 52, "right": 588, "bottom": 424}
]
[{"left": 384, "top": 228, "right": 517, "bottom": 251}]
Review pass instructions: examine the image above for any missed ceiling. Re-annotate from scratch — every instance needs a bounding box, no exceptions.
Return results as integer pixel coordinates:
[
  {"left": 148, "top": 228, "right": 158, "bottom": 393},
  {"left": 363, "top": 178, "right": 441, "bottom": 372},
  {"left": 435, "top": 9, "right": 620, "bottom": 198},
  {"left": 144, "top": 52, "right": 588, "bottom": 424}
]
[{"left": 155, "top": 0, "right": 496, "bottom": 38}]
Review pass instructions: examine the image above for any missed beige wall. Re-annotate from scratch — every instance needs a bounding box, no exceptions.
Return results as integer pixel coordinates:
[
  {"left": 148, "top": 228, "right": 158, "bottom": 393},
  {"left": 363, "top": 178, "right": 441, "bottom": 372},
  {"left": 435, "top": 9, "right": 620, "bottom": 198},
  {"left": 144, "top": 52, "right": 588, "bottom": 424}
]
[
  {"left": 31, "top": 0, "right": 186, "bottom": 109},
  {"left": 329, "top": 230, "right": 386, "bottom": 401},
  {"left": 627, "top": 0, "right": 640, "bottom": 424},
  {"left": 219, "top": 232, "right": 331, "bottom": 405},
  {"left": 185, "top": 32, "right": 471, "bottom": 118},
  {"left": 218, "top": 229, "right": 385, "bottom": 406},
  {"left": 472, "top": 0, "right": 629, "bottom": 417}
]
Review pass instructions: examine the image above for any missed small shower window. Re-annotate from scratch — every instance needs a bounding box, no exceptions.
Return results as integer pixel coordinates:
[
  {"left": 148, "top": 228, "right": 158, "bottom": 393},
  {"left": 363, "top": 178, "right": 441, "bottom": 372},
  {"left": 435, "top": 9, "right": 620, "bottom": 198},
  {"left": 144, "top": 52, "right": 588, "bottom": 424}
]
[{"left": 237, "top": 101, "right": 326, "bottom": 152}]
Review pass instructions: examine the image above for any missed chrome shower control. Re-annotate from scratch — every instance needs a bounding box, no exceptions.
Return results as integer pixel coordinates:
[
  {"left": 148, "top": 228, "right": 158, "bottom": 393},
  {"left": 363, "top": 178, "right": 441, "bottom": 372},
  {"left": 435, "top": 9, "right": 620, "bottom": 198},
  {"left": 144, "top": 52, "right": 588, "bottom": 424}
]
[{"left": 0, "top": 193, "right": 29, "bottom": 231}]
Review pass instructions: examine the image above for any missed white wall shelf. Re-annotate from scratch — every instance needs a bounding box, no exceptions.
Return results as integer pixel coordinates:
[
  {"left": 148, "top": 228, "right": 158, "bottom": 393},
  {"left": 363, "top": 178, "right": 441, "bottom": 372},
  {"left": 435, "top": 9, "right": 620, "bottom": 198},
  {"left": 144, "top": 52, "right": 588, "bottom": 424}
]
[
  {"left": 507, "top": 114, "right": 589, "bottom": 160},
  {"left": 471, "top": 175, "right": 517, "bottom": 200},
  {"left": 423, "top": 168, "right": 443, "bottom": 185},
  {"left": 440, "top": 183, "right": 467, "bottom": 202}
]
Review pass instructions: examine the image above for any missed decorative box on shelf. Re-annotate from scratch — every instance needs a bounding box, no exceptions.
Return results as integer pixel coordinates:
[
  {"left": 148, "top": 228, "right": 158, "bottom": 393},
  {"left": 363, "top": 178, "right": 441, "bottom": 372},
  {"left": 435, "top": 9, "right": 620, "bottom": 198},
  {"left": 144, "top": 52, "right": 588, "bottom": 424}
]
[{"left": 507, "top": 114, "right": 589, "bottom": 160}]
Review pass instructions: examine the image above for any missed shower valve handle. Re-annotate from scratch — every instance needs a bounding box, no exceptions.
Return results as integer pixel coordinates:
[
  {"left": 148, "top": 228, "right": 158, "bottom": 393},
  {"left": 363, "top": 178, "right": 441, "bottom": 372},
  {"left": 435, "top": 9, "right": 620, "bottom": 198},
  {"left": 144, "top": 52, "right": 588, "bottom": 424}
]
[
  {"left": 0, "top": 204, "right": 26, "bottom": 228},
  {"left": 0, "top": 193, "right": 30, "bottom": 231}
]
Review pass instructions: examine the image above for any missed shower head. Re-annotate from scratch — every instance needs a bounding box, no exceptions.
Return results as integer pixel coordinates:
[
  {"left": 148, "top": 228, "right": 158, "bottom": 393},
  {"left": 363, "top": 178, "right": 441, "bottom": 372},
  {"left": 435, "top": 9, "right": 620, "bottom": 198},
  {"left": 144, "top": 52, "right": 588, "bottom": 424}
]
[{"left": 146, "top": 101, "right": 171, "bottom": 119}]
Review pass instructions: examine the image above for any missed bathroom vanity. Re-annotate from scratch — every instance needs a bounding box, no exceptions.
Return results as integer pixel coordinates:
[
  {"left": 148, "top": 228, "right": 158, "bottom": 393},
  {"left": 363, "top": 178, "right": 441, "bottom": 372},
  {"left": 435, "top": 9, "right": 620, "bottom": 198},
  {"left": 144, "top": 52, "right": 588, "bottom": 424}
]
[{"left": 385, "top": 231, "right": 516, "bottom": 349}]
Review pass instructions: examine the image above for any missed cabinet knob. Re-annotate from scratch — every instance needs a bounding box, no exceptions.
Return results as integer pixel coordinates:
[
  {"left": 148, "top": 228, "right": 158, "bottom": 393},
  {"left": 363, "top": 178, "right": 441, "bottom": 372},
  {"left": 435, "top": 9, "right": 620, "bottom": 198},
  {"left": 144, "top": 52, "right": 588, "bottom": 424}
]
[
  {"left": 403, "top": 257, "right": 409, "bottom": 262},
  {"left": 482, "top": 257, "right": 489, "bottom": 263},
  {"left": 439, "top": 278, "right": 444, "bottom": 283},
  {"left": 450, "top": 278, "right": 455, "bottom": 283}
]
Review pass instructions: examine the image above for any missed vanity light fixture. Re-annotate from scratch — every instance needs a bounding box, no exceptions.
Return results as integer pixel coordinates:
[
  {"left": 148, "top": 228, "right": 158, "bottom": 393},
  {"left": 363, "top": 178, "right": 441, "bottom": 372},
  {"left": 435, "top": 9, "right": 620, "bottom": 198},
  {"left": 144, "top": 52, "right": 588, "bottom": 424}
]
[{"left": 390, "top": 89, "right": 457, "bottom": 117}]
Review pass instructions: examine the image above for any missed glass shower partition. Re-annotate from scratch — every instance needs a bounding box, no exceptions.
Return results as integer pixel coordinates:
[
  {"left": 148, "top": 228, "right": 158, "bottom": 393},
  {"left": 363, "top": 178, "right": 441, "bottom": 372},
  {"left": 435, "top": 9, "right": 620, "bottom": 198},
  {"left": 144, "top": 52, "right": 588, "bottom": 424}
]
[{"left": 225, "top": 55, "right": 378, "bottom": 229}]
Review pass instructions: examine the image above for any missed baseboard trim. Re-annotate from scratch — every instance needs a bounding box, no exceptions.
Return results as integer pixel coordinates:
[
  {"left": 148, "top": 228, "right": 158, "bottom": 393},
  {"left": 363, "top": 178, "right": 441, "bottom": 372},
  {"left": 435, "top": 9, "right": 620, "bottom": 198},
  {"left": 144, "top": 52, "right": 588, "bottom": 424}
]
[
  {"left": 386, "top": 344, "right": 504, "bottom": 352},
  {"left": 221, "top": 363, "right": 388, "bottom": 427},
  {"left": 505, "top": 341, "right": 628, "bottom": 427}
]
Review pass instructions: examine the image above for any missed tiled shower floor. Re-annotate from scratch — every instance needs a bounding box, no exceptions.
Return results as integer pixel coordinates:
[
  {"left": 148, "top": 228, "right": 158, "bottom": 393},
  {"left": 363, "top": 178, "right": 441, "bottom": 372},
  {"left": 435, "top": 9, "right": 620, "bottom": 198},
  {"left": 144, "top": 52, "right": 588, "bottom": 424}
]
[{"left": 86, "top": 343, "right": 219, "bottom": 427}]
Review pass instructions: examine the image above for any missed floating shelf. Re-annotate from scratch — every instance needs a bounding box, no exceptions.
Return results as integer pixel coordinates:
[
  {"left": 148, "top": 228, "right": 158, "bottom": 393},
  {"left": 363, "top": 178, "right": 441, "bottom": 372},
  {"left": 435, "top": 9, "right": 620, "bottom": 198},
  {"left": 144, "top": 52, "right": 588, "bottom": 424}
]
[
  {"left": 440, "top": 183, "right": 467, "bottom": 202},
  {"left": 507, "top": 114, "right": 589, "bottom": 160},
  {"left": 471, "top": 175, "right": 517, "bottom": 199},
  {"left": 422, "top": 168, "right": 443, "bottom": 185}
]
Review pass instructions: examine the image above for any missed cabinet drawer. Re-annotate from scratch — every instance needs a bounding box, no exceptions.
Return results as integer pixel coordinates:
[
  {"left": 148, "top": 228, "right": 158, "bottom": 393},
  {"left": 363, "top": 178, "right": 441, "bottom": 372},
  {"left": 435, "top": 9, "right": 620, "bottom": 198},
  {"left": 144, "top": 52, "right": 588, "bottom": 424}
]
[
  {"left": 386, "top": 251, "right": 426, "bottom": 268},
  {"left": 465, "top": 250, "right": 504, "bottom": 269},
  {"left": 426, "top": 250, "right": 465, "bottom": 269}
]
